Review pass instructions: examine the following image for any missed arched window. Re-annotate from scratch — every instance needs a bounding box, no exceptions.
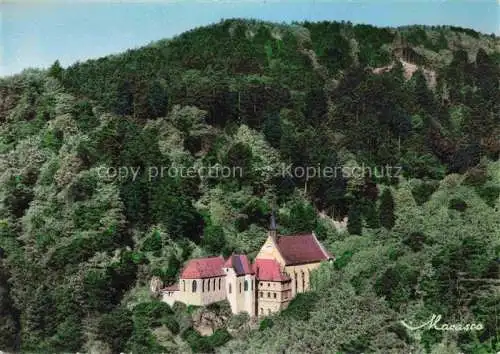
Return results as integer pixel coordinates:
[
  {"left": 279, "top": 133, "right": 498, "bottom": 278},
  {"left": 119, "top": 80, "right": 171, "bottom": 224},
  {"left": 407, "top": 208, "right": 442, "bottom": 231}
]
[
  {"left": 301, "top": 271, "right": 305, "bottom": 291},
  {"left": 260, "top": 308, "right": 264, "bottom": 315},
  {"left": 202, "top": 279, "right": 205, "bottom": 292},
  {"left": 244, "top": 280, "right": 248, "bottom": 291},
  {"left": 229, "top": 283, "right": 232, "bottom": 294},
  {"left": 239, "top": 282, "right": 242, "bottom": 293},
  {"left": 213, "top": 278, "right": 216, "bottom": 291},
  {"left": 183, "top": 280, "right": 186, "bottom": 292},
  {"left": 192, "top": 280, "right": 197, "bottom": 293},
  {"left": 251, "top": 280, "right": 253, "bottom": 291},
  {"left": 294, "top": 272, "right": 297, "bottom": 291},
  {"left": 218, "top": 278, "right": 221, "bottom": 290},
  {"left": 268, "top": 309, "right": 271, "bottom": 315}
]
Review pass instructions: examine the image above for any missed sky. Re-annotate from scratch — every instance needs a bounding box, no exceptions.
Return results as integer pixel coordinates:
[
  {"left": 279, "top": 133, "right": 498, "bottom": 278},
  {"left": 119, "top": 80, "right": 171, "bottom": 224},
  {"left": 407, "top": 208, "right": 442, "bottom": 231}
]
[{"left": 1, "top": 0, "right": 498, "bottom": 77}]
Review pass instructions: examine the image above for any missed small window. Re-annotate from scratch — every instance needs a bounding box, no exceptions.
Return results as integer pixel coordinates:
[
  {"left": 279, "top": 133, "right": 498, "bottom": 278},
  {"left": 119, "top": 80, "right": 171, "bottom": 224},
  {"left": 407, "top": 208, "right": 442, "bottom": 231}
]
[
  {"left": 218, "top": 278, "right": 221, "bottom": 290},
  {"left": 273, "top": 293, "right": 277, "bottom": 299},
  {"left": 202, "top": 280, "right": 205, "bottom": 292},
  {"left": 183, "top": 280, "right": 186, "bottom": 292},
  {"left": 267, "top": 282, "right": 270, "bottom": 287},
  {"left": 251, "top": 280, "right": 253, "bottom": 290},
  {"left": 267, "top": 292, "right": 270, "bottom": 298},
  {"left": 229, "top": 283, "right": 232, "bottom": 294},
  {"left": 244, "top": 280, "right": 248, "bottom": 291},
  {"left": 260, "top": 308, "right": 264, "bottom": 315},
  {"left": 260, "top": 291, "right": 263, "bottom": 298},
  {"left": 239, "top": 282, "right": 242, "bottom": 293},
  {"left": 192, "top": 280, "right": 197, "bottom": 293},
  {"left": 213, "top": 278, "right": 216, "bottom": 291},
  {"left": 267, "top": 309, "right": 271, "bottom": 315}
]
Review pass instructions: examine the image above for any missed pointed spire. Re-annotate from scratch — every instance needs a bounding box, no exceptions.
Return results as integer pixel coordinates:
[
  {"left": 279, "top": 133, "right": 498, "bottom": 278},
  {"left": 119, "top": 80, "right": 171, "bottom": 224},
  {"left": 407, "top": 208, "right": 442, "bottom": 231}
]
[
  {"left": 270, "top": 207, "right": 277, "bottom": 230},
  {"left": 268, "top": 206, "right": 278, "bottom": 241}
]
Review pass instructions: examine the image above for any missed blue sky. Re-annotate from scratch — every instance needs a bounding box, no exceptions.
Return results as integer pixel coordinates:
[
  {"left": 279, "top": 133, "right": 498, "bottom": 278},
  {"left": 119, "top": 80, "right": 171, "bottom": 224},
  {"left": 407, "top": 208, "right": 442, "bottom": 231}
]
[{"left": 1, "top": 0, "right": 498, "bottom": 76}]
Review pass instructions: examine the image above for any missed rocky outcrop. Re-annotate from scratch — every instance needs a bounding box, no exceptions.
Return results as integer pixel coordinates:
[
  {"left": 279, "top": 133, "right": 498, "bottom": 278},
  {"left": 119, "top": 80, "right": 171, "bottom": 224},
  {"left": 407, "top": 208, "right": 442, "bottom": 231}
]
[
  {"left": 149, "top": 276, "right": 163, "bottom": 295},
  {"left": 191, "top": 301, "right": 232, "bottom": 336},
  {"left": 372, "top": 59, "right": 437, "bottom": 89}
]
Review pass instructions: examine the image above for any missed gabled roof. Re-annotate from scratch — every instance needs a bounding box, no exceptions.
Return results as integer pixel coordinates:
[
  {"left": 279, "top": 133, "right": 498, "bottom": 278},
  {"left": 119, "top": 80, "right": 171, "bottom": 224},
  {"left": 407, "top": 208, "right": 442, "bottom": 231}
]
[
  {"left": 162, "top": 283, "right": 179, "bottom": 292},
  {"left": 180, "top": 256, "right": 226, "bottom": 279},
  {"left": 224, "top": 254, "right": 254, "bottom": 275},
  {"left": 253, "top": 258, "right": 291, "bottom": 282},
  {"left": 275, "top": 232, "right": 333, "bottom": 265}
]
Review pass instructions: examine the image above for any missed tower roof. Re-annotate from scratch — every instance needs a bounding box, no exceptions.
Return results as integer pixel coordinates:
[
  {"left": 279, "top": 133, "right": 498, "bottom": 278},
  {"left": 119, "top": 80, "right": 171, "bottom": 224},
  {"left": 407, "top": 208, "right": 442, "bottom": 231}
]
[{"left": 224, "top": 254, "right": 254, "bottom": 275}]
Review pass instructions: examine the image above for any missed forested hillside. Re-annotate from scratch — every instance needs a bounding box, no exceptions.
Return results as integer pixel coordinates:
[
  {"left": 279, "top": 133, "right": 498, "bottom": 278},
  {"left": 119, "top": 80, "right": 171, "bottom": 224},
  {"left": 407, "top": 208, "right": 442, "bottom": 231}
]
[{"left": 0, "top": 19, "right": 499, "bottom": 353}]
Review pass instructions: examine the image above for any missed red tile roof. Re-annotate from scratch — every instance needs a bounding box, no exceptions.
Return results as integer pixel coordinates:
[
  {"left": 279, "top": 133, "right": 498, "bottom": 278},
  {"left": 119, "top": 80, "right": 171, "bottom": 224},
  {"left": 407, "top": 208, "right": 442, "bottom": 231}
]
[
  {"left": 224, "top": 254, "right": 254, "bottom": 275},
  {"left": 253, "top": 258, "right": 291, "bottom": 282},
  {"left": 276, "top": 233, "right": 332, "bottom": 265},
  {"left": 162, "top": 283, "right": 179, "bottom": 291},
  {"left": 180, "top": 256, "right": 226, "bottom": 279}
]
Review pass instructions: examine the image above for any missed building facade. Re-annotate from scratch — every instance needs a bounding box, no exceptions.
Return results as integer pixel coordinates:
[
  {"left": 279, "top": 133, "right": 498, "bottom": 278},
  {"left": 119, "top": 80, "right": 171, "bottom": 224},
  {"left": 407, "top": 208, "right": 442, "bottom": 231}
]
[{"left": 160, "top": 222, "right": 333, "bottom": 317}]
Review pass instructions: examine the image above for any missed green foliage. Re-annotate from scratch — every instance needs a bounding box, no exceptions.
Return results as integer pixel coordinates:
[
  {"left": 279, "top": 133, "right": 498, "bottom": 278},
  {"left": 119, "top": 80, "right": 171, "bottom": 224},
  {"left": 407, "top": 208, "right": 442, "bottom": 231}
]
[
  {"left": 476, "top": 184, "right": 500, "bottom": 208},
  {"left": 0, "top": 268, "right": 19, "bottom": 352},
  {"left": 333, "top": 251, "right": 353, "bottom": 270},
  {"left": 181, "top": 328, "right": 214, "bottom": 353},
  {"left": 142, "top": 229, "right": 163, "bottom": 252},
  {"left": 262, "top": 112, "right": 282, "bottom": 148},
  {"left": 379, "top": 189, "right": 395, "bottom": 229},
  {"left": 0, "top": 19, "right": 497, "bottom": 354},
  {"left": 374, "top": 265, "right": 418, "bottom": 308},
  {"left": 281, "top": 292, "right": 319, "bottom": 321},
  {"left": 347, "top": 204, "right": 362, "bottom": 235},
  {"left": 258, "top": 317, "right": 274, "bottom": 331},
  {"left": 41, "top": 128, "right": 63, "bottom": 151},
  {"left": 132, "top": 300, "right": 174, "bottom": 327},
  {"left": 448, "top": 197, "right": 467, "bottom": 212},
  {"left": 98, "top": 308, "right": 134, "bottom": 353},
  {"left": 353, "top": 24, "right": 394, "bottom": 66},
  {"left": 161, "top": 315, "right": 180, "bottom": 335},
  {"left": 49, "top": 315, "right": 84, "bottom": 352},
  {"left": 402, "top": 231, "right": 429, "bottom": 252},
  {"left": 282, "top": 200, "right": 318, "bottom": 234},
  {"left": 362, "top": 199, "right": 379, "bottom": 228},
  {"left": 48, "top": 60, "right": 63, "bottom": 80},
  {"left": 411, "top": 181, "right": 439, "bottom": 205},
  {"left": 208, "top": 328, "right": 231, "bottom": 347},
  {"left": 202, "top": 224, "right": 226, "bottom": 254},
  {"left": 228, "top": 312, "right": 250, "bottom": 330}
]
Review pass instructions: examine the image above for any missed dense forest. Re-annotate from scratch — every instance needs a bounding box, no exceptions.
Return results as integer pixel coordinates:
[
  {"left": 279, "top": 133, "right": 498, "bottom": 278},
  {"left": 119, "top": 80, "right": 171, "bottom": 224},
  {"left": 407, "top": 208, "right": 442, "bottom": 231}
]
[{"left": 0, "top": 19, "right": 499, "bottom": 353}]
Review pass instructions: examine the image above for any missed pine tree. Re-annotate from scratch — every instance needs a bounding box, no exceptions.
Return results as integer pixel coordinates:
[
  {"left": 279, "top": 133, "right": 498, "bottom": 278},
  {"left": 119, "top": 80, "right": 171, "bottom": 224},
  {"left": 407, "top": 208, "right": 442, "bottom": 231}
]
[
  {"left": 263, "top": 113, "right": 282, "bottom": 148},
  {"left": 347, "top": 204, "right": 362, "bottom": 235},
  {"left": 48, "top": 60, "right": 63, "bottom": 80},
  {"left": 363, "top": 199, "right": 379, "bottom": 229},
  {"left": 379, "top": 189, "right": 395, "bottom": 230},
  {"left": 286, "top": 202, "right": 317, "bottom": 233},
  {"left": 203, "top": 225, "right": 226, "bottom": 254},
  {"left": 413, "top": 70, "right": 435, "bottom": 115}
]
